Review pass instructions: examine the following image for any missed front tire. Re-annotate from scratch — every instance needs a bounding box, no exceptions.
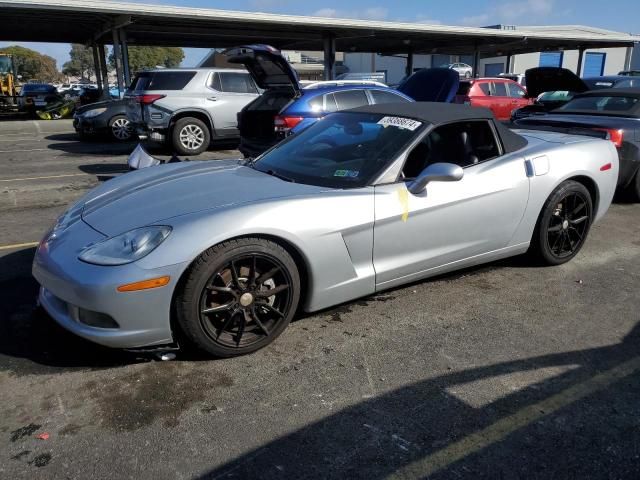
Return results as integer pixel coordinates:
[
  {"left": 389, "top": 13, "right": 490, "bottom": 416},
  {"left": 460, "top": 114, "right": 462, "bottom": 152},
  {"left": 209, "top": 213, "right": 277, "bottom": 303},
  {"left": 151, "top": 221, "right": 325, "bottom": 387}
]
[
  {"left": 529, "top": 180, "right": 593, "bottom": 265},
  {"left": 176, "top": 238, "right": 301, "bottom": 357},
  {"left": 172, "top": 117, "right": 210, "bottom": 155}
]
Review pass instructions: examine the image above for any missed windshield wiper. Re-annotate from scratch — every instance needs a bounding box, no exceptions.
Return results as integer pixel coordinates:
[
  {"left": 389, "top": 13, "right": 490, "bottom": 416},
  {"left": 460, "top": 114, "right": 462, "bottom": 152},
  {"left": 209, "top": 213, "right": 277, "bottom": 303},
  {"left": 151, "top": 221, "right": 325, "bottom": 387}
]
[
  {"left": 242, "top": 157, "right": 256, "bottom": 168},
  {"left": 265, "top": 169, "right": 295, "bottom": 183}
]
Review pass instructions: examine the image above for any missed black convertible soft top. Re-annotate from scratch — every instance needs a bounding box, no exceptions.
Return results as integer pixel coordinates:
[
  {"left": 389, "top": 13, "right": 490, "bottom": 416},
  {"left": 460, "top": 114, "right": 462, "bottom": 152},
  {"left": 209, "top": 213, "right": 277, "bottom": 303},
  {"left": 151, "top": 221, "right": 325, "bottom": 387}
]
[
  {"left": 348, "top": 102, "right": 528, "bottom": 153},
  {"left": 557, "top": 88, "right": 640, "bottom": 118}
]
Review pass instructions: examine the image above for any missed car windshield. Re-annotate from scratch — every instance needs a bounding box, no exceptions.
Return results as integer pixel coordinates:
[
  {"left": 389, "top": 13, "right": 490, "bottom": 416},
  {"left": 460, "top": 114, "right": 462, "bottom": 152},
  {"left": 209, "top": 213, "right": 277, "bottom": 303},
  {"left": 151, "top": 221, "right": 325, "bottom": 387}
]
[
  {"left": 253, "top": 112, "right": 424, "bottom": 188},
  {"left": 538, "top": 90, "right": 574, "bottom": 102},
  {"left": 557, "top": 95, "right": 640, "bottom": 113}
]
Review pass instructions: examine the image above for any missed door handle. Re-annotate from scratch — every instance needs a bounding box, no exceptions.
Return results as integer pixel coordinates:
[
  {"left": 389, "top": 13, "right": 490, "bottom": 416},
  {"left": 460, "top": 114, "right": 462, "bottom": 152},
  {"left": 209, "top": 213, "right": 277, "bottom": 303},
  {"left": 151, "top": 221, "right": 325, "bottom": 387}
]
[{"left": 207, "top": 96, "right": 218, "bottom": 101}]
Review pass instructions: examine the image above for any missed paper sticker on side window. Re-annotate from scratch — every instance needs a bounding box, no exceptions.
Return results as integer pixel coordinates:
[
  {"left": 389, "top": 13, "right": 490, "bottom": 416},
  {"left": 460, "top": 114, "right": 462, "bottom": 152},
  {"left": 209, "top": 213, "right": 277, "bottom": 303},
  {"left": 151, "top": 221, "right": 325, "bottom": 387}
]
[{"left": 377, "top": 116, "right": 422, "bottom": 131}]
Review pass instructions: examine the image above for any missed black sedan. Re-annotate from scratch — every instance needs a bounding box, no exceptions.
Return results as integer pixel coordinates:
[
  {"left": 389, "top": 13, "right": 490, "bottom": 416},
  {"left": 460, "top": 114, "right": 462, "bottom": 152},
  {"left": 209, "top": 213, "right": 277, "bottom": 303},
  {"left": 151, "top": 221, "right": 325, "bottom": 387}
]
[
  {"left": 73, "top": 99, "right": 132, "bottom": 141},
  {"left": 515, "top": 88, "right": 640, "bottom": 201}
]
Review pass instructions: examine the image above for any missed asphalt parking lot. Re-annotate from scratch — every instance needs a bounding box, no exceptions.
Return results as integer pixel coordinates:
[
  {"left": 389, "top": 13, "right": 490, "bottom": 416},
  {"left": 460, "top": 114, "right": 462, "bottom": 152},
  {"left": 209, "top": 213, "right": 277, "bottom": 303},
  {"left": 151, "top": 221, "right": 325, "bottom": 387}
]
[{"left": 1, "top": 119, "right": 639, "bottom": 479}]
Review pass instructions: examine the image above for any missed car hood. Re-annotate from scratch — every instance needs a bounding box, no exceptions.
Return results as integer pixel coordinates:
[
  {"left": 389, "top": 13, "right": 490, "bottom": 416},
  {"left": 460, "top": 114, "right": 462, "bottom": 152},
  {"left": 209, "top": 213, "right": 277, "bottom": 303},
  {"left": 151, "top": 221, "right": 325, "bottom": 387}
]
[
  {"left": 397, "top": 68, "right": 460, "bottom": 103},
  {"left": 81, "top": 160, "right": 326, "bottom": 236},
  {"left": 525, "top": 67, "right": 589, "bottom": 98},
  {"left": 223, "top": 44, "right": 300, "bottom": 94}
]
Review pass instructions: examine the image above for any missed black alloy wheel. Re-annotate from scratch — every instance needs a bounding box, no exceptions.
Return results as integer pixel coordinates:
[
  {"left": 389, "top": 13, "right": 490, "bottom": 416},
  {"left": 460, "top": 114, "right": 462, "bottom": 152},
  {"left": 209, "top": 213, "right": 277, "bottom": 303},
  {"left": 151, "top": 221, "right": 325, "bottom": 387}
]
[
  {"left": 531, "top": 180, "right": 593, "bottom": 265},
  {"left": 545, "top": 191, "right": 591, "bottom": 259},
  {"left": 176, "top": 238, "right": 300, "bottom": 357},
  {"left": 199, "top": 254, "right": 293, "bottom": 349}
]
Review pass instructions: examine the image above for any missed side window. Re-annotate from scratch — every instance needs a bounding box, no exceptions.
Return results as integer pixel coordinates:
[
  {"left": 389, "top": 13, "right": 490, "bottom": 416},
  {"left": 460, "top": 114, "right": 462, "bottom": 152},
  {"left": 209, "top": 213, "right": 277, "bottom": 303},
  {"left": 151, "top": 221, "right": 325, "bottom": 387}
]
[
  {"left": 507, "top": 83, "right": 526, "bottom": 98},
  {"left": 478, "top": 82, "right": 491, "bottom": 95},
  {"left": 217, "top": 72, "right": 258, "bottom": 93},
  {"left": 492, "top": 82, "right": 508, "bottom": 97},
  {"left": 147, "top": 71, "right": 196, "bottom": 90},
  {"left": 333, "top": 90, "right": 369, "bottom": 110},
  {"left": 208, "top": 72, "right": 222, "bottom": 91},
  {"left": 324, "top": 94, "right": 338, "bottom": 112},
  {"left": 401, "top": 120, "right": 500, "bottom": 178},
  {"left": 370, "top": 90, "right": 410, "bottom": 104}
]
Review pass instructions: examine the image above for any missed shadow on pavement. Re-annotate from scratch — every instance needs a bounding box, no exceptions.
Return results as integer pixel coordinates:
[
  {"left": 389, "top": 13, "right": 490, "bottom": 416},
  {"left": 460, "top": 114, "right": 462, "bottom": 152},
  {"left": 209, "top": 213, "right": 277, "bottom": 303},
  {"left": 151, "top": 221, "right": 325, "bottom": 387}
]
[
  {"left": 198, "top": 322, "right": 640, "bottom": 479},
  {"left": 0, "top": 247, "right": 142, "bottom": 375},
  {"left": 77, "top": 162, "right": 130, "bottom": 182},
  {"left": 45, "top": 134, "right": 137, "bottom": 156}
]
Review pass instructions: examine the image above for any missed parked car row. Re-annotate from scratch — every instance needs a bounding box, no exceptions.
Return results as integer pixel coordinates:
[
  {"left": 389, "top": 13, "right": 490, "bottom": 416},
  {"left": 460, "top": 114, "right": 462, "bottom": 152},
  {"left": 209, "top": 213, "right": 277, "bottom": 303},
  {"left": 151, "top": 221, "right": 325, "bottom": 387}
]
[{"left": 70, "top": 46, "right": 639, "bottom": 206}]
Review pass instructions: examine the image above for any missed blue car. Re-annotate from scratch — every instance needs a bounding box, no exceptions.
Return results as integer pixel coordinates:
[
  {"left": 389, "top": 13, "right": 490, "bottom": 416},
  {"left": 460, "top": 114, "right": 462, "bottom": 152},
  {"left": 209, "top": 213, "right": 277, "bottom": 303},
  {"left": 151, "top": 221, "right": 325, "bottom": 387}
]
[{"left": 225, "top": 45, "right": 458, "bottom": 158}]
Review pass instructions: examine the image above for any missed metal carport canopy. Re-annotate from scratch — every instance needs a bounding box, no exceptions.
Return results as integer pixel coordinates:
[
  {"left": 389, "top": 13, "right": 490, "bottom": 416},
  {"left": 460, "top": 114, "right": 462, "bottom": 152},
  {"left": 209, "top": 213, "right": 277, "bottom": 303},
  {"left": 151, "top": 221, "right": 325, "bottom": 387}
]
[{"left": 1, "top": 0, "right": 638, "bottom": 55}]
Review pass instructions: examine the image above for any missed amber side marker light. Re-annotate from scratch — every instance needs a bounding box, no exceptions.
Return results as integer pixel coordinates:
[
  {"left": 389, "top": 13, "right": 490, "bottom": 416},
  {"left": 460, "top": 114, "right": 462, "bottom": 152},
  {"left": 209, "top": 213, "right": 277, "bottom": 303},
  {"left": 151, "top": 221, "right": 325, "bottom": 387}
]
[{"left": 117, "top": 276, "right": 170, "bottom": 292}]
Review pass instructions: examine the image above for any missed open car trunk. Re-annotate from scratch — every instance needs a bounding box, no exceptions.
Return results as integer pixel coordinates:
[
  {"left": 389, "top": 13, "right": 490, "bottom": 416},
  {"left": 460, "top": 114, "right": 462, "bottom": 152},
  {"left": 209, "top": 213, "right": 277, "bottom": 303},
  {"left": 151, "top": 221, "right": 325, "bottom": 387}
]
[
  {"left": 237, "top": 88, "right": 298, "bottom": 158},
  {"left": 223, "top": 44, "right": 301, "bottom": 158}
]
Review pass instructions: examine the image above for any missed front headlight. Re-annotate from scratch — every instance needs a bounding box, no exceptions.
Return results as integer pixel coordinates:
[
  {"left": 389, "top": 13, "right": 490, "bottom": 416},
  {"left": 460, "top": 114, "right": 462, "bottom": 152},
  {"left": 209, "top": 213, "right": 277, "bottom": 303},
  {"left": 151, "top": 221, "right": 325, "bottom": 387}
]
[
  {"left": 83, "top": 107, "right": 107, "bottom": 119},
  {"left": 78, "top": 226, "right": 172, "bottom": 266}
]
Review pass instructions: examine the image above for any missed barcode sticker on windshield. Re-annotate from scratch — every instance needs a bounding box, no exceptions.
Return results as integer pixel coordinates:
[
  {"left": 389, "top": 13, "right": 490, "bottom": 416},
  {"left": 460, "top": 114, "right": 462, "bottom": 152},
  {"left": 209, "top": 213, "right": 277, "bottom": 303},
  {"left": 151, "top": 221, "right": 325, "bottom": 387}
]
[{"left": 377, "top": 116, "right": 422, "bottom": 131}]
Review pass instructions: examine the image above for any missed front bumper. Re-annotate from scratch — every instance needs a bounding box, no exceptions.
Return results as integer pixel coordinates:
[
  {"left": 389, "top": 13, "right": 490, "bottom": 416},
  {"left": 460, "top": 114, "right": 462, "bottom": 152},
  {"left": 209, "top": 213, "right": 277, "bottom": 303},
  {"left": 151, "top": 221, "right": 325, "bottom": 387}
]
[
  {"left": 73, "top": 114, "right": 108, "bottom": 135},
  {"left": 32, "top": 219, "right": 189, "bottom": 349}
]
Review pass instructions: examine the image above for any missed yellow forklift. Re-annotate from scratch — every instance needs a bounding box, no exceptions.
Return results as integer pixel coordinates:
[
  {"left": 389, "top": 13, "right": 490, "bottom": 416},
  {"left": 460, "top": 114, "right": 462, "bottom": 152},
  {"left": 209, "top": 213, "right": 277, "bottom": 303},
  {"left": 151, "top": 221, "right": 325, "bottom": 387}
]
[{"left": 0, "top": 53, "right": 18, "bottom": 111}]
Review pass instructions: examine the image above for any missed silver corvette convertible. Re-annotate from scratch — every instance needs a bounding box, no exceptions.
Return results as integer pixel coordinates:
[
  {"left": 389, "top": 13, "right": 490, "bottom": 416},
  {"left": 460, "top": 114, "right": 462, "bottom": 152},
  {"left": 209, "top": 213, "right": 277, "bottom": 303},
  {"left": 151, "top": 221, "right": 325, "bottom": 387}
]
[{"left": 33, "top": 103, "right": 619, "bottom": 357}]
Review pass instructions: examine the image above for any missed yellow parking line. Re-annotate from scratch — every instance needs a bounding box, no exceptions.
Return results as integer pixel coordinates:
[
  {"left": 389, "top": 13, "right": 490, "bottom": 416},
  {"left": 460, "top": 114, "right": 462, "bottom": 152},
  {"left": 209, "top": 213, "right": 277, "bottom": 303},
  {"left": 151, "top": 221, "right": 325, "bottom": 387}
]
[
  {"left": 388, "top": 355, "right": 640, "bottom": 479},
  {"left": 0, "top": 241, "right": 39, "bottom": 251}
]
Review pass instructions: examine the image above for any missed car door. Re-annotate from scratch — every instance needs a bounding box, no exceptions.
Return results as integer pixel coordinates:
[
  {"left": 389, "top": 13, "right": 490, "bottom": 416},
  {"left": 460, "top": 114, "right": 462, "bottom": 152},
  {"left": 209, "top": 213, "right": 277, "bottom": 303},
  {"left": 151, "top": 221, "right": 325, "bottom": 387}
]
[
  {"left": 373, "top": 120, "right": 529, "bottom": 289},
  {"left": 506, "top": 81, "right": 530, "bottom": 114},
  {"left": 469, "top": 82, "right": 495, "bottom": 113},
  {"left": 207, "top": 71, "right": 260, "bottom": 134},
  {"left": 489, "top": 81, "right": 512, "bottom": 120}
]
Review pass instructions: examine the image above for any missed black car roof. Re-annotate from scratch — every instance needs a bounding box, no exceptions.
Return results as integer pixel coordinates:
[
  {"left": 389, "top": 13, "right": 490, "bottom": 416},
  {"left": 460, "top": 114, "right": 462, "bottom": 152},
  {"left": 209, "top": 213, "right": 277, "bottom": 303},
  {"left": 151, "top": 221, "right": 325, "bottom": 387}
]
[
  {"left": 554, "top": 88, "right": 640, "bottom": 118},
  {"left": 346, "top": 101, "right": 528, "bottom": 153},
  {"left": 574, "top": 87, "right": 640, "bottom": 98},
  {"left": 347, "top": 101, "right": 494, "bottom": 123},
  {"left": 584, "top": 75, "right": 632, "bottom": 82}
]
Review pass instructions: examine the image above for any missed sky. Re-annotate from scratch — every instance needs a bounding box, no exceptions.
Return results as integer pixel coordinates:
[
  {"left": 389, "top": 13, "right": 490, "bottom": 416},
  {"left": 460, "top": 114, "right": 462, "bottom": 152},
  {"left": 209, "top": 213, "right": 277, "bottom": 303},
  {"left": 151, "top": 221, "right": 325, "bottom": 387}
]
[{"left": 1, "top": 0, "right": 639, "bottom": 71}]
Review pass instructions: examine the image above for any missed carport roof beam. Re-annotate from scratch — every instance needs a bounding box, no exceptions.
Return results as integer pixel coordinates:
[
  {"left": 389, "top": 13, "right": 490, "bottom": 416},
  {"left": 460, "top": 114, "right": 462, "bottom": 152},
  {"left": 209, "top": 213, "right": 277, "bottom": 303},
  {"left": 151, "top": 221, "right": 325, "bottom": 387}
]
[{"left": 1, "top": 0, "right": 639, "bottom": 56}]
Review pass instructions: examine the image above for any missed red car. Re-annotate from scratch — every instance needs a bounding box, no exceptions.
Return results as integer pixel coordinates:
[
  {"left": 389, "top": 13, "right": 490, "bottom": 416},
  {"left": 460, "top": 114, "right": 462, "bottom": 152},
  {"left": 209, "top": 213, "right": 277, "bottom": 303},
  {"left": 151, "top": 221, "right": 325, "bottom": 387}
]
[{"left": 454, "top": 78, "right": 531, "bottom": 120}]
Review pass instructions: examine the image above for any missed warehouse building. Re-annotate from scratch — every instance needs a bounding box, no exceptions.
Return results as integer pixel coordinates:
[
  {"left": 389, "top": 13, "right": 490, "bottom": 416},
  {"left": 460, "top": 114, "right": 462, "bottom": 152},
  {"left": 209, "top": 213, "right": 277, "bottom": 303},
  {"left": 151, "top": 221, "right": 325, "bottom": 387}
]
[{"left": 344, "top": 25, "right": 639, "bottom": 84}]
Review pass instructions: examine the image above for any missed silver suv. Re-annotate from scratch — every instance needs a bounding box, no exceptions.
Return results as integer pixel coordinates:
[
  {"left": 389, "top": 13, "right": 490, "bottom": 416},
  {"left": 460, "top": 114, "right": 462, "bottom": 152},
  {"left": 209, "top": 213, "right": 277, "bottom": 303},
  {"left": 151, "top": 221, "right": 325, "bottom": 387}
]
[{"left": 126, "top": 68, "right": 259, "bottom": 155}]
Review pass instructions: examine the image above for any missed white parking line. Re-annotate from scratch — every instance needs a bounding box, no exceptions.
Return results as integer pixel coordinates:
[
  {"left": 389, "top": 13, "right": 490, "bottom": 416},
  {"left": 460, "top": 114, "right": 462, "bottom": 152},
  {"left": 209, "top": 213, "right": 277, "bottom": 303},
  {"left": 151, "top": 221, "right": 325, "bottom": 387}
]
[
  {"left": 0, "top": 173, "right": 88, "bottom": 182},
  {"left": 0, "top": 148, "right": 49, "bottom": 153}
]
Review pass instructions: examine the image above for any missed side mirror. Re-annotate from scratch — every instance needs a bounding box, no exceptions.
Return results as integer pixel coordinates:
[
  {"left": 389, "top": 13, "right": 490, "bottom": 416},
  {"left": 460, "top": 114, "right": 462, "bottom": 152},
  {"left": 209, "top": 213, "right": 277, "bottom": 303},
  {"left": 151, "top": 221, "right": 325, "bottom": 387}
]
[{"left": 408, "top": 162, "right": 464, "bottom": 194}]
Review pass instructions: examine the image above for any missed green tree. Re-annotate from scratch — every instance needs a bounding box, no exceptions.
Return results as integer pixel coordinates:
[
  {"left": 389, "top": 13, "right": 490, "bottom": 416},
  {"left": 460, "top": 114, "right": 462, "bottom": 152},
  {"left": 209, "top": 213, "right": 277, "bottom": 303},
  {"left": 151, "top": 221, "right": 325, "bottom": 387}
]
[
  {"left": 110, "top": 46, "right": 184, "bottom": 73},
  {"left": 0, "top": 45, "right": 62, "bottom": 82},
  {"left": 62, "top": 44, "right": 95, "bottom": 80}
]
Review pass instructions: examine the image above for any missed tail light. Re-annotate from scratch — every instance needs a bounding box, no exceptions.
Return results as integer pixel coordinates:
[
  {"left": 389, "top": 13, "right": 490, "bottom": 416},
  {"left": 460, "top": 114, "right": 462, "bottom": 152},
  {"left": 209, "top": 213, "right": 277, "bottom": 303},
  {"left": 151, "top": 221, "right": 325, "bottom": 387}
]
[
  {"left": 594, "top": 128, "right": 624, "bottom": 148},
  {"left": 134, "top": 94, "right": 166, "bottom": 105},
  {"left": 274, "top": 115, "right": 304, "bottom": 134}
]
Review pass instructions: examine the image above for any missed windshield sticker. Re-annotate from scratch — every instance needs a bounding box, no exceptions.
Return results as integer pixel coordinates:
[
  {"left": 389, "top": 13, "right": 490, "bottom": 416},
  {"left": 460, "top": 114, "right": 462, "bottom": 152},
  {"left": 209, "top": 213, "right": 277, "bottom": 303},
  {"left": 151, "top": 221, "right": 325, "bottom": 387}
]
[
  {"left": 334, "top": 169, "right": 359, "bottom": 178},
  {"left": 377, "top": 116, "right": 422, "bottom": 131}
]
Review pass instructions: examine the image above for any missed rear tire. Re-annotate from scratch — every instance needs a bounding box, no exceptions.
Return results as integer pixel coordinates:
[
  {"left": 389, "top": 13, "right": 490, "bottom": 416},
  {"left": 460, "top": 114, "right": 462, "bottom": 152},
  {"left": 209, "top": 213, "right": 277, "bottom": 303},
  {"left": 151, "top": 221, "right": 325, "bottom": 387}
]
[
  {"left": 172, "top": 117, "right": 210, "bottom": 155},
  {"left": 529, "top": 180, "right": 593, "bottom": 266},
  {"left": 625, "top": 169, "right": 640, "bottom": 202},
  {"left": 176, "top": 238, "right": 301, "bottom": 357}
]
